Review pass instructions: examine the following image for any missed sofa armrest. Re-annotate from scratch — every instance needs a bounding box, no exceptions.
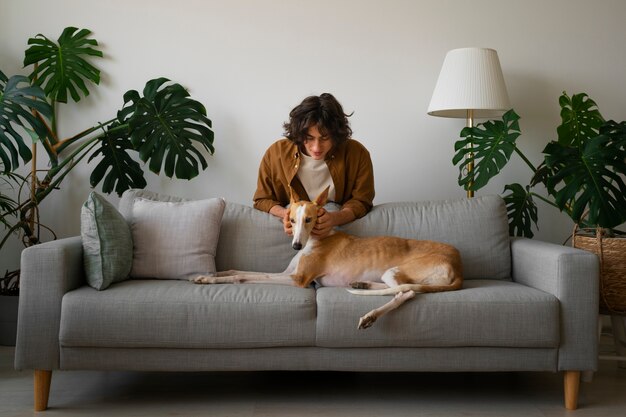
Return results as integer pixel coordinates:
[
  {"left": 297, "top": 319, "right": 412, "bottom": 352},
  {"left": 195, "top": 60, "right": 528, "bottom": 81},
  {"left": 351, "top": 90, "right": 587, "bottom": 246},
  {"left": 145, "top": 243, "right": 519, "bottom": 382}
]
[
  {"left": 511, "top": 237, "right": 599, "bottom": 371},
  {"left": 15, "top": 236, "right": 84, "bottom": 370}
]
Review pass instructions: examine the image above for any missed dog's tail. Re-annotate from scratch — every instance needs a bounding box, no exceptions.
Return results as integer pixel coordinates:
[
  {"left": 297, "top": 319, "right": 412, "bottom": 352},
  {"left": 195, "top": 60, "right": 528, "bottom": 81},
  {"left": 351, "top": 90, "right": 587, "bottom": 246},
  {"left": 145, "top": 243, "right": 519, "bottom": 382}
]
[{"left": 347, "top": 282, "right": 461, "bottom": 296}]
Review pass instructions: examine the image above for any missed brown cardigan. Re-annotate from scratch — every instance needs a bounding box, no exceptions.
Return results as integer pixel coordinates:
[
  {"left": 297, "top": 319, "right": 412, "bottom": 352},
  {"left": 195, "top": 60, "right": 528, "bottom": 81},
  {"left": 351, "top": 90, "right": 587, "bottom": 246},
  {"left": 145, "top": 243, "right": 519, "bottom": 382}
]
[{"left": 253, "top": 138, "right": 375, "bottom": 219}]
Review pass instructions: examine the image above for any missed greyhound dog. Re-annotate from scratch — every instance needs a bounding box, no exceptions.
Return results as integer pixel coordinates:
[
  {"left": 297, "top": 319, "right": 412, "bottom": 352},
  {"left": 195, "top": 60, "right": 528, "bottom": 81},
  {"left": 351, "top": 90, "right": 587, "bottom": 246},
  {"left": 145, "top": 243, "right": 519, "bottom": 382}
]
[{"left": 193, "top": 187, "right": 463, "bottom": 329}]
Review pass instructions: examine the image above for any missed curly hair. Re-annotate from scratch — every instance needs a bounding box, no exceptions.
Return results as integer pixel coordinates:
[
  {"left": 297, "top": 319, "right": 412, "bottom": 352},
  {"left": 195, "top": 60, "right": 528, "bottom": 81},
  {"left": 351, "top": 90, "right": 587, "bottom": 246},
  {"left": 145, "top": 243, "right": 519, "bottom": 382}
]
[{"left": 283, "top": 93, "right": 353, "bottom": 146}]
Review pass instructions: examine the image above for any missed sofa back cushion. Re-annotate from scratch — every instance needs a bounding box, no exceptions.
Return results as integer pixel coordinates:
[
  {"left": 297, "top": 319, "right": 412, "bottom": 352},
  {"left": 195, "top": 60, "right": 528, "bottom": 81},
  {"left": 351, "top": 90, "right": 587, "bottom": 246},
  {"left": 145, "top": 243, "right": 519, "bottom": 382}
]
[
  {"left": 119, "top": 189, "right": 294, "bottom": 273},
  {"left": 216, "top": 202, "right": 295, "bottom": 272},
  {"left": 340, "top": 195, "right": 511, "bottom": 279},
  {"left": 130, "top": 197, "right": 225, "bottom": 280},
  {"left": 120, "top": 190, "right": 510, "bottom": 280},
  {"left": 218, "top": 195, "right": 511, "bottom": 279},
  {"left": 118, "top": 190, "right": 226, "bottom": 279}
]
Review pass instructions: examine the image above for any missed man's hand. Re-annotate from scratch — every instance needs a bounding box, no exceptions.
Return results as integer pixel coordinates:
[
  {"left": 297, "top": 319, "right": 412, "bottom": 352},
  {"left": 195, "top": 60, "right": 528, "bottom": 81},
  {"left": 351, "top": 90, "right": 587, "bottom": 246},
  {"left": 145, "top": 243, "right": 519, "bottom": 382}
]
[
  {"left": 282, "top": 211, "right": 293, "bottom": 235},
  {"left": 312, "top": 207, "right": 356, "bottom": 239},
  {"left": 312, "top": 208, "right": 335, "bottom": 238}
]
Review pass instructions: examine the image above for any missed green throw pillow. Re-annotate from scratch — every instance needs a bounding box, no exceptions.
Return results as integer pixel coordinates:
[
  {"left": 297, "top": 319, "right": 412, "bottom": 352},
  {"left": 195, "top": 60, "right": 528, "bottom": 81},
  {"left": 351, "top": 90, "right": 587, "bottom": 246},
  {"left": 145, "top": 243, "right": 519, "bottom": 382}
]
[{"left": 81, "top": 191, "right": 133, "bottom": 290}]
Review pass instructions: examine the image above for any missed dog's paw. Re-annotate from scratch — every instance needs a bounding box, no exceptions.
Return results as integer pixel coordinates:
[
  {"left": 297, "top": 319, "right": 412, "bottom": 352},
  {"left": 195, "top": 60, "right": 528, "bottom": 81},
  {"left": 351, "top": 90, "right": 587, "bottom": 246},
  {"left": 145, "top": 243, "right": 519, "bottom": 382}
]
[
  {"left": 192, "top": 275, "right": 216, "bottom": 284},
  {"left": 357, "top": 314, "right": 377, "bottom": 330},
  {"left": 351, "top": 281, "right": 370, "bottom": 290}
]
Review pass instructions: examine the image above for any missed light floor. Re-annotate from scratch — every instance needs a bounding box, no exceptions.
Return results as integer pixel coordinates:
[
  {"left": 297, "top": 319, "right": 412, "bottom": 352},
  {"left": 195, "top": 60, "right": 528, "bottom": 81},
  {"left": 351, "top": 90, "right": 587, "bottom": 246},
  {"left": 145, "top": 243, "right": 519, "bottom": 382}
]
[{"left": 1, "top": 341, "right": 625, "bottom": 417}]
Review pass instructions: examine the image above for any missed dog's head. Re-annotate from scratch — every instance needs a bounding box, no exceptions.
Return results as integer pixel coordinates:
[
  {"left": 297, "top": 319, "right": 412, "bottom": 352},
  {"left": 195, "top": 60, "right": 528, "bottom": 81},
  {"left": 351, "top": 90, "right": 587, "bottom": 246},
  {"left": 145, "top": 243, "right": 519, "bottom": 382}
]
[{"left": 288, "top": 186, "right": 329, "bottom": 250}]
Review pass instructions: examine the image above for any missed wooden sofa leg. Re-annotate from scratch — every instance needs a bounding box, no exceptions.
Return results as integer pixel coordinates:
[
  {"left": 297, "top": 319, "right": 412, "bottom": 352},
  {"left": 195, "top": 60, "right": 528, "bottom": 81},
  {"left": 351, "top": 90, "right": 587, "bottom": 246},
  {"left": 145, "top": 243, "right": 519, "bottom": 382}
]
[
  {"left": 34, "top": 370, "right": 52, "bottom": 411},
  {"left": 564, "top": 370, "right": 580, "bottom": 410}
]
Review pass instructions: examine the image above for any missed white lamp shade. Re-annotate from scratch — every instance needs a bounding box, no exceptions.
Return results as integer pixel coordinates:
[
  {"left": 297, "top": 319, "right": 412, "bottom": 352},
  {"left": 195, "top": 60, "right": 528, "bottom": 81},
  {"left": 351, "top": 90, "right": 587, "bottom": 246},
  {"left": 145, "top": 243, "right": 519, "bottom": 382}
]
[{"left": 428, "top": 47, "right": 511, "bottom": 119}]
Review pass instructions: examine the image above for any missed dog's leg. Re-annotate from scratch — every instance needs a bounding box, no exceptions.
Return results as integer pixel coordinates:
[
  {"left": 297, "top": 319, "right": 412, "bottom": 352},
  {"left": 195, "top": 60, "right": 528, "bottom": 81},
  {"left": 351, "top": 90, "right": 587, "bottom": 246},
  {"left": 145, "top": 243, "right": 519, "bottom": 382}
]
[
  {"left": 239, "top": 274, "right": 297, "bottom": 285},
  {"left": 194, "top": 251, "right": 303, "bottom": 286},
  {"left": 350, "top": 281, "right": 389, "bottom": 290},
  {"left": 357, "top": 290, "right": 416, "bottom": 330},
  {"left": 350, "top": 266, "right": 401, "bottom": 290},
  {"left": 193, "top": 275, "right": 241, "bottom": 284},
  {"left": 193, "top": 273, "right": 297, "bottom": 286}
]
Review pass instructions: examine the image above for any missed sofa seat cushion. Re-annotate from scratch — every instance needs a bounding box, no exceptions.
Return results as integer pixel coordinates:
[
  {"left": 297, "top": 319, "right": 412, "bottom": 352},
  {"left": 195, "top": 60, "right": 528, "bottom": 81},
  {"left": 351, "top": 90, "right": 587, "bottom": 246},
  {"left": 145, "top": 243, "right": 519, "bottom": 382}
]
[
  {"left": 316, "top": 280, "right": 559, "bottom": 348},
  {"left": 60, "top": 280, "right": 316, "bottom": 349}
]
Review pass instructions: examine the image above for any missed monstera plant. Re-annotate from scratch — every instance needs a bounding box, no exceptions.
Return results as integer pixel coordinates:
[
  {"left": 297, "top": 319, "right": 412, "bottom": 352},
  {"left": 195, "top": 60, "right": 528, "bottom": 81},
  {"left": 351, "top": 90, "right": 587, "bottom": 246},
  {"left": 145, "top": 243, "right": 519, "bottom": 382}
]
[
  {"left": 0, "top": 27, "right": 214, "bottom": 283},
  {"left": 452, "top": 92, "right": 626, "bottom": 238}
]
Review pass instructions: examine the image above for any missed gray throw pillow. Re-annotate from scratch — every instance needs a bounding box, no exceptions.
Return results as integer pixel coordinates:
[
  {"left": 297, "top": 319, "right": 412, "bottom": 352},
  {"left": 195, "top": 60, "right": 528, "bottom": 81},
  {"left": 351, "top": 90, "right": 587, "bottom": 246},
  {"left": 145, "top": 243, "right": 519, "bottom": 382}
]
[
  {"left": 129, "top": 197, "right": 226, "bottom": 280},
  {"left": 81, "top": 191, "right": 133, "bottom": 290}
]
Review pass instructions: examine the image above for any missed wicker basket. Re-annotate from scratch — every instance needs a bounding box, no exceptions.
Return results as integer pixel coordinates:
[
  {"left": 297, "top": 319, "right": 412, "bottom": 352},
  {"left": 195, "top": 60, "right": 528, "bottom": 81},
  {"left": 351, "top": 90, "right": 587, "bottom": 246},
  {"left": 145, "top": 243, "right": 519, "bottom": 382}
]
[{"left": 573, "top": 226, "right": 626, "bottom": 315}]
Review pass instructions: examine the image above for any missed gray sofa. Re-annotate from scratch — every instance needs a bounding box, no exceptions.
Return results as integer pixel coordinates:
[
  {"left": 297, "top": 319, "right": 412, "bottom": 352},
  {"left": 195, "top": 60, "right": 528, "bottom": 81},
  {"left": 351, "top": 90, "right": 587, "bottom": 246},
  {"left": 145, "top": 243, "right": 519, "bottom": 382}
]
[{"left": 15, "top": 191, "right": 599, "bottom": 411}]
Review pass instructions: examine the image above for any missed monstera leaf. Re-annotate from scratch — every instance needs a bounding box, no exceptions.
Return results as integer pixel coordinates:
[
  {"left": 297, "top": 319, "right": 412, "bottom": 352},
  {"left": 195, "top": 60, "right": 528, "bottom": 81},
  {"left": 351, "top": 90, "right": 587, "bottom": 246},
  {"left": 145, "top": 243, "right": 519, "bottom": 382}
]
[
  {"left": 119, "top": 78, "right": 214, "bottom": 179},
  {"left": 556, "top": 92, "right": 605, "bottom": 148},
  {"left": 0, "top": 71, "right": 53, "bottom": 173},
  {"left": 502, "top": 183, "right": 538, "bottom": 238},
  {"left": 88, "top": 121, "right": 147, "bottom": 196},
  {"left": 0, "top": 171, "right": 26, "bottom": 229},
  {"left": 453, "top": 109, "right": 521, "bottom": 192},
  {"left": 600, "top": 120, "right": 626, "bottom": 151},
  {"left": 529, "top": 162, "right": 554, "bottom": 190},
  {"left": 24, "top": 27, "right": 102, "bottom": 103},
  {"left": 544, "top": 93, "right": 626, "bottom": 229},
  {"left": 544, "top": 132, "right": 626, "bottom": 229}
]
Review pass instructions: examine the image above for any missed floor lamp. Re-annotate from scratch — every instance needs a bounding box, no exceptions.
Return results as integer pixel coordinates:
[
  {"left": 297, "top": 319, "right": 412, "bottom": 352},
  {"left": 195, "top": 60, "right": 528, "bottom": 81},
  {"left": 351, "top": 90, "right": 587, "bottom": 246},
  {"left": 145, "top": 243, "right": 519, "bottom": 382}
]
[{"left": 427, "top": 47, "right": 511, "bottom": 198}]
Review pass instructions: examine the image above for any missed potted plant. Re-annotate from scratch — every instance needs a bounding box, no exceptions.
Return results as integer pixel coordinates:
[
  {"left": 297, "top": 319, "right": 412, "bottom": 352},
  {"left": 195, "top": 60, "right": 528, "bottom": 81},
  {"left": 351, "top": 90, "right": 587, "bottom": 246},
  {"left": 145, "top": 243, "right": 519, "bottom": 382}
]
[
  {"left": 0, "top": 27, "right": 215, "bottom": 344},
  {"left": 452, "top": 92, "right": 626, "bottom": 313}
]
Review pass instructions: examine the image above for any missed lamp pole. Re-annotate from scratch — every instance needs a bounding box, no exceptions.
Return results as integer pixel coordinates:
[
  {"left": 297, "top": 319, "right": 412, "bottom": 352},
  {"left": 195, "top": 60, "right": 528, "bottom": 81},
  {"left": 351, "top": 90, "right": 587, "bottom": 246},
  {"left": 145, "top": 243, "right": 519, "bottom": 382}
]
[{"left": 466, "top": 109, "right": 474, "bottom": 198}]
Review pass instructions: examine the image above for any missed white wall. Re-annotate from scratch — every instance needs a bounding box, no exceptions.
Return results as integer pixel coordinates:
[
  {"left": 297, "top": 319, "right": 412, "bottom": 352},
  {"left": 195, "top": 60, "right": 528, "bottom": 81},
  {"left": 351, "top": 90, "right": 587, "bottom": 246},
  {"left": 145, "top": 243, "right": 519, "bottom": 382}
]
[{"left": 1, "top": 0, "right": 625, "bottom": 271}]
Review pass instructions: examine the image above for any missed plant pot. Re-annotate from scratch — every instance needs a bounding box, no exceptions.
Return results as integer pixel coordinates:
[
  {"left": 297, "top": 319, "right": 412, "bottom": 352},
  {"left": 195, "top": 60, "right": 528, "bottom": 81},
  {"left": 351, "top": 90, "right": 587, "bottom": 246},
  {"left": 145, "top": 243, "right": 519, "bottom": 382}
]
[
  {"left": 573, "top": 229, "right": 626, "bottom": 315},
  {"left": 0, "top": 295, "right": 19, "bottom": 346}
]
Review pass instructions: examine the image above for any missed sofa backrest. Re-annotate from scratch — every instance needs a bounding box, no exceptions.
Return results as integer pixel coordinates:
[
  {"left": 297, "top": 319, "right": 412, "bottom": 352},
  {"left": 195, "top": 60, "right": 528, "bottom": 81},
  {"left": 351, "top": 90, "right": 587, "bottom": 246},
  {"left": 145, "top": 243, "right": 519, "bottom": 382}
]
[
  {"left": 118, "top": 189, "right": 294, "bottom": 274},
  {"left": 340, "top": 195, "right": 511, "bottom": 280},
  {"left": 119, "top": 190, "right": 511, "bottom": 280}
]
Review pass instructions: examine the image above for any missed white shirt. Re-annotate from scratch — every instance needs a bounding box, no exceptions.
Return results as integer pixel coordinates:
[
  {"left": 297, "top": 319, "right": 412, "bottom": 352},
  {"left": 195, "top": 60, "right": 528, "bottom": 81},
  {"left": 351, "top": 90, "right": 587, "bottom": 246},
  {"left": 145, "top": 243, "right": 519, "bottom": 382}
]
[{"left": 297, "top": 153, "right": 336, "bottom": 202}]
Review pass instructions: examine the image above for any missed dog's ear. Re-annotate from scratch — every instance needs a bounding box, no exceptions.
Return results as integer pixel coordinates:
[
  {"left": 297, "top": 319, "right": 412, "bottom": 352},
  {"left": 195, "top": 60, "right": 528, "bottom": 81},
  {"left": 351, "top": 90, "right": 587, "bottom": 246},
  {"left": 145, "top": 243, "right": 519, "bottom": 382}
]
[
  {"left": 314, "top": 186, "right": 330, "bottom": 207},
  {"left": 289, "top": 185, "right": 300, "bottom": 204}
]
